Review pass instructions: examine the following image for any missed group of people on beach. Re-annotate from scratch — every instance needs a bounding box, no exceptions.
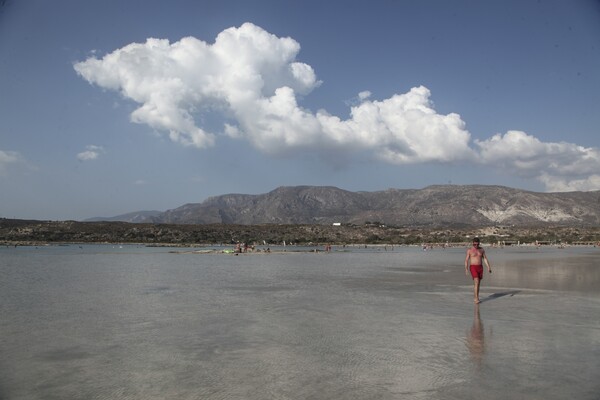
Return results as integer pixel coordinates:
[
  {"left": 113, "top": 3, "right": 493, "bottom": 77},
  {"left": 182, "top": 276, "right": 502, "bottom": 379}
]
[{"left": 234, "top": 242, "right": 252, "bottom": 253}]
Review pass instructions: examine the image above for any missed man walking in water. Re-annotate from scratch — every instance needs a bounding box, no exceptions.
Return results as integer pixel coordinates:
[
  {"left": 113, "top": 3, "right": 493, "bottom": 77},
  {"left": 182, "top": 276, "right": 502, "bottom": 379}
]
[{"left": 465, "top": 237, "right": 492, "bottom": 304}]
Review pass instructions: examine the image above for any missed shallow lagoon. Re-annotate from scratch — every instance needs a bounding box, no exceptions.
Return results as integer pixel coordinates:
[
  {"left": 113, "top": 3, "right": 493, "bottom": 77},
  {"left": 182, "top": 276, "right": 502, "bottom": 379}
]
[{"left": 1, "top": 244, "right": 599, "bottom": 399}]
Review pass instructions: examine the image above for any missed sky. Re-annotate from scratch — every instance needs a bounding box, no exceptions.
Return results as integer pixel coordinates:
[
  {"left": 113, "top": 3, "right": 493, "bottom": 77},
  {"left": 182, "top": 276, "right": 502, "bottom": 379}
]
[{"left": 1, "top": 0, "right": 599, "bottom": 221}]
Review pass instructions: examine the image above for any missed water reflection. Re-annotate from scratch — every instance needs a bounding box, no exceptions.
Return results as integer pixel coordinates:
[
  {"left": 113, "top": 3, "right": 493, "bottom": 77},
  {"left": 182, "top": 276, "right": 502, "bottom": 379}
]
[
  {"left": 466, "top": 305, "right": 485, "bottom": 366},
  {"left": 486, "top": 249, "right": 600, "bottom": 292}
]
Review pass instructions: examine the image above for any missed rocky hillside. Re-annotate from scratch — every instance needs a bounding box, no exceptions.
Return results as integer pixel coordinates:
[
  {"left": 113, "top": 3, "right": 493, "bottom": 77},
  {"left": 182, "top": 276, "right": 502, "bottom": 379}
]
[
  {"left": 86, "top": 210, "right": 162, "bottom": 223},
  {"left": 122, "top": 185, "right": 600, "bottom": 227}
]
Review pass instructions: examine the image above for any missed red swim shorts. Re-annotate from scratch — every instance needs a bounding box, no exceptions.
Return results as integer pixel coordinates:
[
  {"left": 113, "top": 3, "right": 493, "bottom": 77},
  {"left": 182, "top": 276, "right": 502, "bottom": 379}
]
[{"left": 470, "top": 264, "right": 483, "bottom": 280}]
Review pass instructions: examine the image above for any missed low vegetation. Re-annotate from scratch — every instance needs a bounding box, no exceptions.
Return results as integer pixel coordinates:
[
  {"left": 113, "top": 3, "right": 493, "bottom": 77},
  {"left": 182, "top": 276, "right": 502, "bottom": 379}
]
[{"left": 1, "top": 219, "right": 598, "bottom": 246}]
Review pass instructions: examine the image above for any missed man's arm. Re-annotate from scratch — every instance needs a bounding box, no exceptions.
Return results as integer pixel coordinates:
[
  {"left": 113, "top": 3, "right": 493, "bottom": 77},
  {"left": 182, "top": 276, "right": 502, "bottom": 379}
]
[
  {"left": 482, "top": 251, "right": 492, "bottom": 273},
  {"left": 465, "top": 251, "right": 470, "bottom": 275}
]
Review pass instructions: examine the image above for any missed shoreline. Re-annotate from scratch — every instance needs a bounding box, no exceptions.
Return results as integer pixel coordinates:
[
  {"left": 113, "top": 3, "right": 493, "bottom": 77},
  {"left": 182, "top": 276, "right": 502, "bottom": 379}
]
[{"left": 2, "top": 240, "right": 597, "bottom": 251}]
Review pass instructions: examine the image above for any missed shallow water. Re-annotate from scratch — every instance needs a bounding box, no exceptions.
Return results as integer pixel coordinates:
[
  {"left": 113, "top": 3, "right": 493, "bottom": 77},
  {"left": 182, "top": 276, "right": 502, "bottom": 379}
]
[{"left": 0, "top": 245, "right": 599, "bottom": 399}]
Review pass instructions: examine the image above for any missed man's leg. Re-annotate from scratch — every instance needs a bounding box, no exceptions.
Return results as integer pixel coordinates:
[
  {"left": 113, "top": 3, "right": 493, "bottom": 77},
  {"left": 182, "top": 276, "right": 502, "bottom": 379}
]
[{"left": 473, "top": 278, "right": 481, "bottom": 303}]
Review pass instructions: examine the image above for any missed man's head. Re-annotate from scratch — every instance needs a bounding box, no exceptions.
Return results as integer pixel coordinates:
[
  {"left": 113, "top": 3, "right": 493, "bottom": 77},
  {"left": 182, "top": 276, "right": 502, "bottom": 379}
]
[{"left": 472, "top": 237, "right": 480, "bottom": 247}]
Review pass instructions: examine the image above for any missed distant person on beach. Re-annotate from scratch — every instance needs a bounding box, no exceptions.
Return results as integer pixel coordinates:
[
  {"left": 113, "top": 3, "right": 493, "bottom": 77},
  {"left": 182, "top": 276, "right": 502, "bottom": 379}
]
[{"left": 465, "top": 237, "right": 492, "bottom": 304}]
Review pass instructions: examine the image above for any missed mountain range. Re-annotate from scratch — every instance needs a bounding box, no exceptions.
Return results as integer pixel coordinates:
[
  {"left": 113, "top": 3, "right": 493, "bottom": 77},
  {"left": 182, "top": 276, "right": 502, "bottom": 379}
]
[{"left": 88, "top": 185, "right": 600, "bottom": 228}]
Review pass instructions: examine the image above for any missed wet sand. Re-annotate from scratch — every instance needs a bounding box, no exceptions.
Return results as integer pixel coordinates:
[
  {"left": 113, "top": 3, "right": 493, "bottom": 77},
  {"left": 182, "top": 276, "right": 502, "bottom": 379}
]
[{"left": 0, "top": 245, "right": 598, "bottom": 399}]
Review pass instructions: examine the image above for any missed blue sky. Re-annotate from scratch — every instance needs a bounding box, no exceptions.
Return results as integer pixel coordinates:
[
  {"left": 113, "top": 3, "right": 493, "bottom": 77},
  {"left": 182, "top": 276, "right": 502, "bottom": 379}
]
[{"left": 1, "top": 0, "right": 599, "bottom": 220}]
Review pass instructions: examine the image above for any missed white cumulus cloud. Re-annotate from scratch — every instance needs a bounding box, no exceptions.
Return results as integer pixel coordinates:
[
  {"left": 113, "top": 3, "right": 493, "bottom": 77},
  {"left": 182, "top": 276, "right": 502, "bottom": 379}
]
[
  {"left": 74, "top": 22, "right": 600, "bottom": 192},
  {"left": 475, "top": 131, "right": 600, "bottom": 191},
  {"left": 77, "top": 145, "right": 104, "bottom": 161},
  {"left": 538, "top": 174, "right": 600, "bottom": 192},
  {"left": 74, "top": 23, "right": 472, "bottom": 162},
  {"left": 74, "top": 23, "right": 320, "bottom": 149}
]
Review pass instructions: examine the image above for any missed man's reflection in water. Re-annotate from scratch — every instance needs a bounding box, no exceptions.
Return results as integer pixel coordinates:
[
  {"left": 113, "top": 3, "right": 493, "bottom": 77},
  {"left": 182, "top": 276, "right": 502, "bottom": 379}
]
[{"left": 466, "top": 305, "right": 485, "bottom": 366}]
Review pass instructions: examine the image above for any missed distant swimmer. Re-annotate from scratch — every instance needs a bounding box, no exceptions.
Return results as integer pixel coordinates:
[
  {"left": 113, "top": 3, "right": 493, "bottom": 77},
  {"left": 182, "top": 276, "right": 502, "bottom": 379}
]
[{"left": 465, "top": 237, "right": 492, "bottom": 304}]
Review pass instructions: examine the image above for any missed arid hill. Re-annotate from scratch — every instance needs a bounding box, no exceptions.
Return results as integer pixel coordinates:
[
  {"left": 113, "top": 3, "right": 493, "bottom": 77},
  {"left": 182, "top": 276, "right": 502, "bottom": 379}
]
[{"left": 95, "top": 185, "right": 600, "bottom": 227}]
